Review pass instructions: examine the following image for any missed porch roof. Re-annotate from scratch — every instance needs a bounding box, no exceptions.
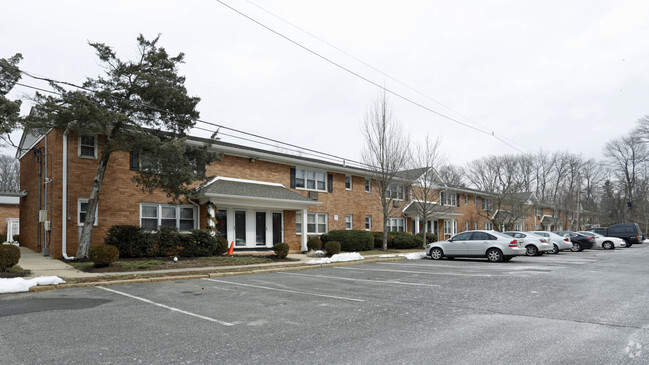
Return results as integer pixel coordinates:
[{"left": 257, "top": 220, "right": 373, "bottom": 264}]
[
  {"left": 196, "top": 177, "right": 321, "bottom": 210},
  {"left": 402, "top": 200, "right": 463, "bottom": 220}
]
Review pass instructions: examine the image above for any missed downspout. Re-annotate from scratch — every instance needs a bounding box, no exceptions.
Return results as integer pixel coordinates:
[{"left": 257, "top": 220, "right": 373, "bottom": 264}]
[
  {"left": 61, "top": 130, "right": 74, "bottom": 259},
  {"left": 188, "top": 199, "right": 201, "bottom": 230}
]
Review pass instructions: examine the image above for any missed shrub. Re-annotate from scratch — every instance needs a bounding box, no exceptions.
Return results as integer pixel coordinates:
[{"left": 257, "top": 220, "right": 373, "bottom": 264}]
[
  {"left": 392, "top": 233, "right": 422, "bottom": 249},
  {"left": 324, "top": 241, "right": 341, "bottom": 255},
  {"left": 371, "top": 231, "right": 395, "bottom": 249},
  {"left": 12, "top": 234, "right": 19, "bottom": 243},
  {"left": 320, "top": 230, "right": 374, "bottom": 251},
  {"left": 273, "top": 242, "right": 289, "bottom": 259},
  {"left": 307, "top": 237, "right": 322, "bottom": 251},
  {"left": 415, "top": 232, "right": 438, "bottom": 244},
  {"left": 0, "top": 234, "right": 6, "bottom": 243},
  {"left": 0, "top": 244, "right": 21, "bottom": 272},
  {"left": 156, "top": 226, "right": 182, "bottom": 257},
  {"left": 180, "top": 230, "right": 221, "bottom": 257},
  {"left": 88, "top": 244, "right": 120, "bottom": 267},
  {"left": 104, "top": 225, "right": 156, "bottom": 258},
  {"left": 215, "top": 236, "right": 229, "bottom": 256}
]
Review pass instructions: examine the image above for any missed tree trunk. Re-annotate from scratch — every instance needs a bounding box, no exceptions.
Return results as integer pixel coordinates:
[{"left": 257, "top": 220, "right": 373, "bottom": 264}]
[
  {"left": 76, "top": 150, "right": 111, "bottom": 258},
  {"left": 383, "top": 217, "right": 388, "bottom": 251}
]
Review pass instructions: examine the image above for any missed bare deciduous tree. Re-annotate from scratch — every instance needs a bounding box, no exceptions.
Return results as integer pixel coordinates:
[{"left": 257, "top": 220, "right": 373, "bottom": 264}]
[
  {"left": 361, "top": 91, "right": 411, "bottom": 250},
  {"left": 0, "top": 154, "right": 19, "bottom": 191}
]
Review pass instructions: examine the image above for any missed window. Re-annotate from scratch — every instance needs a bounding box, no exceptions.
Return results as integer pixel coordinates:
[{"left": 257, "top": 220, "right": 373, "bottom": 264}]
[
  {"left": 345, "top": 175, "right": 352, "bottom": 190},
  {"left": 140, "top": 204, "right": 197, "bottom": 232},
  {"left": 440, "top": 191, "right": 457, "bottom": 206},
  {"left": 534, "top": 207, "right": 543, "bottom": 216},
  {"left": 484, "top": 222, "right": 494, "bottom": 230},
  {"left": 444, "top": 220, "right": 453, "bottom": 235},
  {"left": 482, "top": 198, "right": 493, "bottom": 210},
  {"left": 365, "top": 178, "right": 371, "bottom": 193},
  {"left": 215, "top": 209, "right": 227, "bottom": 237},
  {"left": 79, "top": 135, "right": 97, "bottom": 158},
  {"left": 387, "top": 184, "right": 405, "bottom": 200},
  {"left": 295, "top": 168, "right": 327, "bottom": 191},
  {"left": 465, "top": 221, "right": 469, "bottom": 231},
  {"left": 346, "top": 214, "right": 353, "bottom": 230},
  {"left": 296, "top": 213, "right": 328, "bottom": 235},
  {"left": 514, "top": 223, "right": 522, "bottom": 231},
  {"left": 465, "top": 195, "right": 468, "bottom": 205},
  {"left": 387, "top": 217, "right": 405, "bottom": 232},
  {"left": 474, "top": 221, "right": 478, "bottom": 230},
  {"left": 365, "top": 215, "right": 371, "bottom": 231},
  {"left": 77, "top": 199, "right": 98, "bottom": 226}
]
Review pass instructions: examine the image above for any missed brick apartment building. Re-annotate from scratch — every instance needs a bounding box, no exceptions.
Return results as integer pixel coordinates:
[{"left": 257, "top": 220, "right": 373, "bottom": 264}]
[
  {"left": 17, "top": 129, "right": 590, "bottom": 258},
  {"left": 0, "top": 191, "right": 21, "bottom": 242}
]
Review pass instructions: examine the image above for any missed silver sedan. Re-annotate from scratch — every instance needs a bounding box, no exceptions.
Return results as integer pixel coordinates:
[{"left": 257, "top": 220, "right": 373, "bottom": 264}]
[{"left": 426, "top": 230, "right": 527, "bottom": 262}]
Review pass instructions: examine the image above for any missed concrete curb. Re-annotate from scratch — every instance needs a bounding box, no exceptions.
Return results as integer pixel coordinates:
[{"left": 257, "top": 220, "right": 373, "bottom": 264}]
[{"left": 28, "top": 255, "right": 410, "bottom": 292}]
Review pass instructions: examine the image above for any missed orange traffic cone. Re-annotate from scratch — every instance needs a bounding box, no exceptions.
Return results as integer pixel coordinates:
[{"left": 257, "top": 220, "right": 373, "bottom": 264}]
[{"left": 227, "top": 241, "right": 234, "bottom": 255}]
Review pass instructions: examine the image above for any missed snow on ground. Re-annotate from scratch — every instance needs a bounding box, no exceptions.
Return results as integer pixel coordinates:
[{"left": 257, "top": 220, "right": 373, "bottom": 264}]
[
  {"left": 380, "top": 252, "right": 427, "bottom": 260},
  {"left": 0, "top": 276, "right": 65, "bottom": 294},
  {"left": 306, "top": 252, "right": 364, "bottom": 264}
]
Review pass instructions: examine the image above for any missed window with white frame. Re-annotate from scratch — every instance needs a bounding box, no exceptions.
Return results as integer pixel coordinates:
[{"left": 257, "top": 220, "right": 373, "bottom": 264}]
[
  {"left": 481, "top": 198, "right": 493, "bottom": 210},
  {"left": 514, "top": 223, "right": 522, "bottom": 231},
  {"left": 295, "top": 168, "right": 327, "bottom": 191},
  {"left": 296, "top": 213, "right": 328, "bottom": 235},
  {"left": 345, "top": 214, "right": 353, "bottom": 230},
  {"left": 79, "top": 135, "right": 97, "bottom": 158},
  {"left": 454, "top": 220, "right": 458, "bottom": 234},
  {"left": 345, "top": 175, "right": 352, "bottom": 190},
  {"left": 78, "top": 198, "right": 98, "bottom": 226},
  {"left": 440, "top": 191, "right": 457, "bottom": 206},
  {"left": 484, "top": 222, "right": 494, "bottom": 230},
  {"left": 534, "top": 207, "right": 543, "bottom": 216},
  {"left": 465, "top": 195, "right": 468, "bottom": 205},
  {"left": 474, "top": 221, "right": 478, "bottom": 230},
  {"left": 444, "top": 220, "right": 453, "bottom": 235},
  {"left": 365, "top": 215, "right": 371, "bottom": 231},
  {"left": 465, "top": 221, "right": 469, "bottom": 231},
  {"left": 365, "top": 178, "right": 371, "bottom": 193},
  {"left": 387, "top": 217, "right": 405, "bottom": 232},
  {"left": 140, "top": 203, "right": 197, "bottom": 232},
  {"left": 387, "top": 184, "right": 405, "bottom": 200}
]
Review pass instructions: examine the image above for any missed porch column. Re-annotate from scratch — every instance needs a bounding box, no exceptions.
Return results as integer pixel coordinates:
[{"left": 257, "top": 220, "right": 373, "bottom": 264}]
[
  {"left": 207, "top": 203, "right": 216, "bottom": 236},
  {"left": 301, "top": 209, "right": 308, "bottom": 252},
  {"left": 415, "top": 216, "right": 420, "bottom": 234}
]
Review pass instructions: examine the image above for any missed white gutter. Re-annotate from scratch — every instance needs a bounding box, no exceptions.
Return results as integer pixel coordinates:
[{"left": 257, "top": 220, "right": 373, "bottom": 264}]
[{"left": 61, "top": 130, "right": 74, "bottom": 259}]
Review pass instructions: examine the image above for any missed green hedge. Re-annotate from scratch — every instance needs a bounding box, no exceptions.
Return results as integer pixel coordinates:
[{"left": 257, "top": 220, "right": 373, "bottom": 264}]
[
  {"left": 104, "top": 225, "right": 226, "bottom": 258},
  {"left": 372, "top": 231, "right": 428, "bottom": 249},
  {"left": 320, "top": 230, "right": 374, "bottom": 251},
  {"left": 324, "top": 241, "right": 341, "bottom": 255},
  {"left": 415, "top": 232, "right": 438, "bottom": 244},
  {"left": 0, "top": 244, "right": 20, "bottom": 272},
  {"left": 273, "top": 242, "right": 289, "bottom": 259}
]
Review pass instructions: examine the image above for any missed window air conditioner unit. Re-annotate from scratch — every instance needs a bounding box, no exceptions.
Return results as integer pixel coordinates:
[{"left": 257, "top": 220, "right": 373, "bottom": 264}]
[{"left": 309, "top": 191, "right": 318, "bottom": 200}]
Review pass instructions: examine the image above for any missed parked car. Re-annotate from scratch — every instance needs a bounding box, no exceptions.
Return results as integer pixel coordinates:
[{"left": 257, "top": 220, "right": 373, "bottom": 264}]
[
  {"left": 578, "top": 231, "right": 625, "bottom": 249},
  {"left": 426, "top": 230, "right": 526, "bottom": 262},
  {"left": 604, "top": 223, "right": 643, "bottom": 247},
  {"left": 553, "top": 231, "right": 594, "bottom": 252},
  {"left": 503, "top": 231, "right": 553, "bottom": 256},
  {"left": 587, "top": 227, "right": 608, "bottom": 236},
  {"left": 531, "top": 231, "right": 573, "bottom": 254}
]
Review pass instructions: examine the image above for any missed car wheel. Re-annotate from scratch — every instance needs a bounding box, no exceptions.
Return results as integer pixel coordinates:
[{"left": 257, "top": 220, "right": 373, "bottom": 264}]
[
  {"left": 430, "top": 247, "right": 443, "bottom": 260},
  {"left": 549, "top": 244, "right": 559, "bottom": 254},
  {"left": 526, "top": 245, "right": 538, "bottom": 256},
  {"left": 571, "top": 242, "right": 583, "bottom": 252},
  {"left": 603, "top": 241, "right": 614, "bottom": 250},
  {"left": 624, "top": 239, "right": 632, "bottom": 248},
  {"left": 486, "top": 248, "right": 504, "bottom": 262}
]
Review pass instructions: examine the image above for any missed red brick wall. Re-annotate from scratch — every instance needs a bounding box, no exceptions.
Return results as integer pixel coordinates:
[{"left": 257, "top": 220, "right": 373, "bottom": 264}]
[{"left": 0, "top": 204, "right": 19, "bottom": 237}]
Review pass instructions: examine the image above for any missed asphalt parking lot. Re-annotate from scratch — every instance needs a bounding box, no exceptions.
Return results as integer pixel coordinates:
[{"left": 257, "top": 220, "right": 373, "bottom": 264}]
[{"left": 2, "top": 246, "right": 649, "bottom": 364}]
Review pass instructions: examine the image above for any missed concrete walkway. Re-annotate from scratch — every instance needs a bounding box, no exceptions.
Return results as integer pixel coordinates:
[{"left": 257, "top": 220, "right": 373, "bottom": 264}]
[{"left": 18, "top": 247, "right": 98, "bottom": 278}]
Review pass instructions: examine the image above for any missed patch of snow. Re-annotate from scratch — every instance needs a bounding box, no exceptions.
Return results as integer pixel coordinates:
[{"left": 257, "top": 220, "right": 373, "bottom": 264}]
[
  {"left": 306, "top": 252, "right": 364, "bottom": 264},
  {"left": 399, "top": 252, "right": 427, "bottom": 260},
  {"left": 379, "top": 254, "right": 397, "bottom": 258},
  {"left": 0, "top": 276, "right": 66, "bottom": 294}
]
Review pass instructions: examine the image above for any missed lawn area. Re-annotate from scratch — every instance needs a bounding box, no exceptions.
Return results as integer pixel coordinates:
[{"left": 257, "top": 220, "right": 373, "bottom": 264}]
[{"left": 68, "top": 255, "right": 284, "bottom": 273}]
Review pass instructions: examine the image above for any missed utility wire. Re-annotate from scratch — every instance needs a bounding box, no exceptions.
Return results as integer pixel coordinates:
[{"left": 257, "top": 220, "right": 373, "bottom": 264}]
[
  {"left": 9, "top": 70, "right": 373, "bottom": 169},
  {"left": 243, "top": 0, "right": 529, "bottom": 152},
  {"left": 215, "top": 0, "right": 526, "bottom": 154}
]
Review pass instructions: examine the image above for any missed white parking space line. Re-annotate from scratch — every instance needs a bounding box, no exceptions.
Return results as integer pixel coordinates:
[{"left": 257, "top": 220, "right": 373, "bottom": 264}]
[
  {"left": 97, "top": 286, "right": 234, "bottom": 326},
  {"left": 335, "top": 266, "right": 497, "bottom": 277},
  {"left": 280, "top": 272, "right": 441, "bottom": 287},
  {"left": 203, "top": 278, "right": 365, "bottom": 302}
]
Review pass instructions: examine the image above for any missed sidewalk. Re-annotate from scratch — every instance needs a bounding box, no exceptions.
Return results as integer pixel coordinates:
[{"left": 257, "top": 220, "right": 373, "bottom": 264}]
[{"left": 18, "top": 247, "right": 98, "bottom": 279}]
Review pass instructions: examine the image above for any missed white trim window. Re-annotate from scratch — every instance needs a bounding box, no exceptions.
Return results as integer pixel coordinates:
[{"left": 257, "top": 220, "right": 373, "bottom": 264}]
[
  {"left": 365, "top": 215, "right": 371, "bottom": 231},
  {"left": 440, "top": 191, "right": 457, "bottom": 206},
  {"left": 465, "top": 221, "right": 469, "bottom": 232},
  {"left": 140, "top": 203, "right": 197, "bottom": 232},
  {"left": 77, "top": 198, "right": 98, "bottom": 226},
  {"left": 387, "top": 217, "right": 405, "bottom": 232},
  {"left": 78, "top": 135, "right": 97, "bottom": 158},
  {"left": 534, "top": 207, "right": 543, "bottom": 216},
  {"left": 345, "top": 175, "right": 352, "bottom": 190},
  {"left": 514, "top": 223, "right": 522, "bottom": 231},
  {"left": 387, "top": 184, "right": 405, "bottom": 200},
  {"left": 474, "top": 221, "right": 478, "bottom": 230},
  {"left": 365, "top": 178, "right": 371, "bottom": 193},
  {"left": 444, "top": 220, "right": 453, "bottom": 235},
  {"left": 481, "top": 198, "right": 493, "bottom": 210},
  {"left": 484, "top": 222, "right": 494, "bottom": 230},
  {"left": 296, "top": 213, "right": 328, "bottom": 235},
  {"left": 295, "top": 168, "right": 327, "bottom": 191},
  {"left": 345, "top": 214, "right": 353, "bottom": 230}
]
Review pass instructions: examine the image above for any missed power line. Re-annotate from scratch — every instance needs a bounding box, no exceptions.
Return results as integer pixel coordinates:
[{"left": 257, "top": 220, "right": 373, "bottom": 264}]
[
  {"left": 242, "top": 0, "right": 529, "bottom": 153},
  {"left": 215, "top": 0, "right": 527, "bottom": 154}
]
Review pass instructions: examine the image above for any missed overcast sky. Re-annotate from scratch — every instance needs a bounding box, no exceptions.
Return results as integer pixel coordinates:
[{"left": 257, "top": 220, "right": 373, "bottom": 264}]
[{"left": 2, "top": 0, "right": 648, "bottom": 166}]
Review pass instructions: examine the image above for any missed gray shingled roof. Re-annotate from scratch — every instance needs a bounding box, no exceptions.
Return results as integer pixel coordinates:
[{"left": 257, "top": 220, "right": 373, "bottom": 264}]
[{"left": 198, "top": 179, "right": 314, "bottom": 202}]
